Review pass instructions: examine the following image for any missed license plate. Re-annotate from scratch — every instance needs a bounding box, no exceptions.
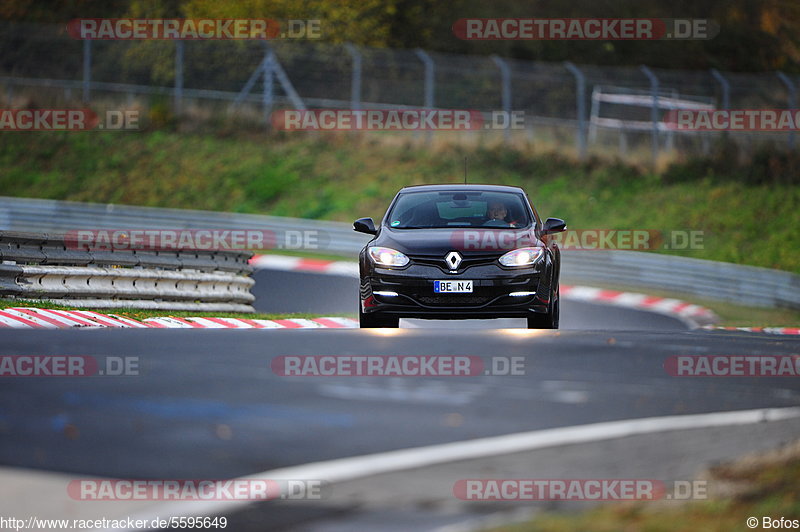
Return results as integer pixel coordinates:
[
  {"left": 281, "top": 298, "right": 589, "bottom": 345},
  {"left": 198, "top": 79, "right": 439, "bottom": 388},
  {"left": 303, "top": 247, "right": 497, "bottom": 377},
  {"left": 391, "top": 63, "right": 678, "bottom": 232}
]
[{"left": 433, "top": 280, "right": 473, "bottom": 293}]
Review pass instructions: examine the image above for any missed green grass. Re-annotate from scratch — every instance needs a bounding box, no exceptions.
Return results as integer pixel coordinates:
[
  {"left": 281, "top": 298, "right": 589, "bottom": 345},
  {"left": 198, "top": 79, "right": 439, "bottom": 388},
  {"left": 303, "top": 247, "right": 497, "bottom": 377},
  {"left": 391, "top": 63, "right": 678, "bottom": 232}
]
[
  {"left": 489, "top": 442, "right": 800, "bottom": 532},
  {"left": 0, "top": 131, "right": 799, "bottom": 272},
  {"left": 252, "top": 248, "right": 357, "bottom": 262},
  {"left": 700, "top": 302, "right": 800, "bottom": 328}
]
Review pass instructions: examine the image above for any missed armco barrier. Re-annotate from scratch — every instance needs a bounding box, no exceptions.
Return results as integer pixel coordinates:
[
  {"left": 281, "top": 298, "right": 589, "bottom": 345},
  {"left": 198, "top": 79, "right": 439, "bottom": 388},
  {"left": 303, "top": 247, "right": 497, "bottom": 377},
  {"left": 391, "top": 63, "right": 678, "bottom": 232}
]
[
  {"left": 0, "top": 196, "right": 372, "bottom": 256},
  {"left": 559, "top": 250, "right": 800, "bottom": 310},
  {"left": 0, "top": 231, "right": 255, "bottom": 312},
  {"left": 0, "top": 196, "right": 798, "bottom": 310}
]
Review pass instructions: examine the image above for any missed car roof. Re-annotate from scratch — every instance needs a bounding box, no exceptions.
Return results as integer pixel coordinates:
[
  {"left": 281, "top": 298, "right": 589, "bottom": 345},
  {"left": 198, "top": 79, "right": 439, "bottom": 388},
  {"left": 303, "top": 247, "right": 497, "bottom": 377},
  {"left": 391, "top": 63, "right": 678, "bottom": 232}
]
[{"left": 398, "top": 184, "right": 526, "bottom": 194}]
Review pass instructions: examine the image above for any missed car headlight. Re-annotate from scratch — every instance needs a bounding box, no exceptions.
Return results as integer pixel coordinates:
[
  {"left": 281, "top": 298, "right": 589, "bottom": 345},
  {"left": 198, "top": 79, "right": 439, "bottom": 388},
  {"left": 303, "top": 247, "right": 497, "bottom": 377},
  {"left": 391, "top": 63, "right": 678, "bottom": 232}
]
[
  {"left": 498, "top": 247, "right": 545, "bottom": 267},
  {"left": 368, "top": 246, "right": 410, "bottom": 267}
]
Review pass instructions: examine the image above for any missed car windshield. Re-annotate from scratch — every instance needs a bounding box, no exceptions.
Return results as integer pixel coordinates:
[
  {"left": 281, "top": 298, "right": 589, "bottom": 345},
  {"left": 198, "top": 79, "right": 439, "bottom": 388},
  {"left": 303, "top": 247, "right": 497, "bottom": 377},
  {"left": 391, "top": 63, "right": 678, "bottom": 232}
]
[{"left": 386, "top": 190, "right": 532, "bottom": 229}]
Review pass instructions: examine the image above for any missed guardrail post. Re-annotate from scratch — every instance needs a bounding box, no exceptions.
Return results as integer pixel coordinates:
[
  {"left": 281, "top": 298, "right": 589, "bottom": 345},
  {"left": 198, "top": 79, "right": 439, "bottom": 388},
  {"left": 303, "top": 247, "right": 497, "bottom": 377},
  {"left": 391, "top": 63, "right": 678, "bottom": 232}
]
[
  {"left": 415, "top": 49, "right": 435, "bottom": 142},
  {"left": 491, "top": 55, "right": 512, "bottom": 143},
  {"left": 344, "top": 43, "right": 362, "bottom": 110},
  {"left": 174, "top": 40, "right": 184, "bottom": 115},
  {"left": 82, "top": 39, "right": 91, "bottom": 104},
  {"left": 619, "top": 129, "right": 628, "bottom": 156},
  {"left": 640, "top": 65, "right": 659, "bottom": 169},
  {"left": 710, "top": 68, "right": 730, "bottom": 149},
  {"left": 564, "top": 61, "right": 587, "bottom": 160},
  {"left": 710, "top": 68, "right": 730, "bottom": 110},
  {"left": 588, "top": 86, "right": 600, "bottom": 144},
  {"left": 777, "top": 71, "right": 796, "bottom": 149},
  {"left": 666, "top": 89, "right": 678, "bottom": 151}
]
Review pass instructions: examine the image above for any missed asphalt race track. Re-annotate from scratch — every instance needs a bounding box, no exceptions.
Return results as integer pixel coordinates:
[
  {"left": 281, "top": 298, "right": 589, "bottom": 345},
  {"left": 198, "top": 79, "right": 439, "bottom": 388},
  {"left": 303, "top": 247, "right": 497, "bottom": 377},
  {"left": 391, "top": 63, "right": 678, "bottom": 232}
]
[
  {"left": 4, "top": 326, "right": 800, "bottom": 477},
  {"left": 250, "top": 269, "right": 687, "bottom": 330},
  {"left": 1, "top": 267, "right": 799, "bottom": 530}
]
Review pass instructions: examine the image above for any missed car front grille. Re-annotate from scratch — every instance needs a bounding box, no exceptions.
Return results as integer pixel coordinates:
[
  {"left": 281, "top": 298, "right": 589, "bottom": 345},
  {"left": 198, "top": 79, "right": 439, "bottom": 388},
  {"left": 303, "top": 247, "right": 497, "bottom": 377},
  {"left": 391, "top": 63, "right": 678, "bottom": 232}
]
[
  {"left": 408, "top": 254, "right": 499, "bottom": 271},
  {"left": 417, "top": 295, "right": 492, "bottom": 306}
]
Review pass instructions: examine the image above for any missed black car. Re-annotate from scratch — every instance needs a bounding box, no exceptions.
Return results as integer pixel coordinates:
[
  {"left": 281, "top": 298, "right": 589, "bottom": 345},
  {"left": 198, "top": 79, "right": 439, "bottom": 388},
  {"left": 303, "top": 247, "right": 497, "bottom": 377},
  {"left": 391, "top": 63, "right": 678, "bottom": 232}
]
[{"left": 354, "top": 184, "right": 566, "bottom": 328}]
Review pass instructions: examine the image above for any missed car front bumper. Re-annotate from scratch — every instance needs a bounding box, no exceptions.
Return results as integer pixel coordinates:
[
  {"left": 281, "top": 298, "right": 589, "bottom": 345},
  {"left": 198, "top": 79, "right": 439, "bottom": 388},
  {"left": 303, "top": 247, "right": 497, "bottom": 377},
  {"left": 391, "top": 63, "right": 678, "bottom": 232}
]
[{"left": 361, "top": 262, "right": 552, "bottom": 318}]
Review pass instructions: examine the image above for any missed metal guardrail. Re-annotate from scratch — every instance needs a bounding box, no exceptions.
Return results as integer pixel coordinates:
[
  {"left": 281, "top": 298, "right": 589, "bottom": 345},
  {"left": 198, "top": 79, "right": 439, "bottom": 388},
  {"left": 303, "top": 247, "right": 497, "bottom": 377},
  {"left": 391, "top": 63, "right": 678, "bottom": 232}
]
[
  {"left": 1, "top": 196, "right": 798, "bottom": 310},
  {"left": 0, "top": 196, "right": 372, "bottom": 258},
  {"left": 0, "top": 231, "right": 255, "bottom": 312},
  {"left": 559, "top": 250, "right": 800, "bottom": 310}
]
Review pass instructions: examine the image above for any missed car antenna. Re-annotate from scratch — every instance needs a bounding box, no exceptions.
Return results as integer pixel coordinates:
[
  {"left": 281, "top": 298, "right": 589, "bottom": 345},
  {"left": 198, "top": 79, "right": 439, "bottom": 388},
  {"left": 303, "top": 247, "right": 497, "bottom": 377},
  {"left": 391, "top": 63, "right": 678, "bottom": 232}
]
[{"left": 463, "top": 157, "right": 467, "bottom": 184}]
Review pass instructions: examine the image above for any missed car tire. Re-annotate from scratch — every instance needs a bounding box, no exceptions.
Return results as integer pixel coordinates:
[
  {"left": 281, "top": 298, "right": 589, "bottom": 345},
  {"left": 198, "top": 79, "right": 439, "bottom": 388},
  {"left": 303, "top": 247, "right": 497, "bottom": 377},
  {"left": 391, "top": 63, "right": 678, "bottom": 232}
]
[
  {"left": 359, "top": 307, "right": 400, "bottom": 328},
  {"left": 526, "top": 289, "right": 559, "bottom": 329}
]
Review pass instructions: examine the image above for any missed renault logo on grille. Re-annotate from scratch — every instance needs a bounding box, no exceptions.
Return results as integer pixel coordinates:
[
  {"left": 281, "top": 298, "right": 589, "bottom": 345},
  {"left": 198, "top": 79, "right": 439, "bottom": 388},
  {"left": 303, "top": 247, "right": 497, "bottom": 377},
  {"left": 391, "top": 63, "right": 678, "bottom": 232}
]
[{"left": 445, "top": 251, "right": 462, "bottom": 270}]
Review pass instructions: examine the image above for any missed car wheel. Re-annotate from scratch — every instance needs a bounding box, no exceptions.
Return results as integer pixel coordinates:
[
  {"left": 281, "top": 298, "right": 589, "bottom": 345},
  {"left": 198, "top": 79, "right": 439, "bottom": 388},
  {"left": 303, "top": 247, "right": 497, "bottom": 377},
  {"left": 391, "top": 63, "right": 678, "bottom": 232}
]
[
  {"left": 359, "top": 307, "right": 400, "bottom": 328},
  {"left": 526, "top": 289, "right": 559, "bottom": 329}
]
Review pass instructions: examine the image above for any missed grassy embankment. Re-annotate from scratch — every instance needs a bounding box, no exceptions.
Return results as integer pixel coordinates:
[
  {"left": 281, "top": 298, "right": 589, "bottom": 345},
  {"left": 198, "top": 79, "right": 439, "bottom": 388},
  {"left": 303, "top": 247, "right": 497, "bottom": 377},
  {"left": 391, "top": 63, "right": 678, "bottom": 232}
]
[{"left": 489, "top": 440, "right": 800, "bottom": 532}]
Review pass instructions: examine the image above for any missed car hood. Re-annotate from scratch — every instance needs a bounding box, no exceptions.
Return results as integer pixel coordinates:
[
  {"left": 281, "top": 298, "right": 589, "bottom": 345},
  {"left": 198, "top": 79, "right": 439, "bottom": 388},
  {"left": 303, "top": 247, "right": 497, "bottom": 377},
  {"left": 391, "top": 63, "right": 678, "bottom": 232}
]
[{"left": 374, "top": 227, "right": 542, "bottom": 256}]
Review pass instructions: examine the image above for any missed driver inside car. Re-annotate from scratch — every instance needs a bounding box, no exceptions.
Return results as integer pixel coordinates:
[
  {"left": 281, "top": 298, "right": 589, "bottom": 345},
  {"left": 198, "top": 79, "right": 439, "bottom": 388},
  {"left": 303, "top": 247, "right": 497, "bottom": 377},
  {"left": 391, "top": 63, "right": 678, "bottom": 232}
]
[{"left": 484, "top": 200, "right": 518, "bottom": 227}]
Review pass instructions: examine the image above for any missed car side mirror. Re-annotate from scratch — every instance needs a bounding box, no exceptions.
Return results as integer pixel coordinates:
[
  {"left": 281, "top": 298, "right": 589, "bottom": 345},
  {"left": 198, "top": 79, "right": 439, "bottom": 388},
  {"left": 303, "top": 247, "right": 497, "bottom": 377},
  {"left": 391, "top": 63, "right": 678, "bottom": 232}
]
[
  {"left": 353, "top": 217, "right": 377, "bottom": 235},
  {"left": 541, "top": 217, "right": 567, "bottom": 234}
]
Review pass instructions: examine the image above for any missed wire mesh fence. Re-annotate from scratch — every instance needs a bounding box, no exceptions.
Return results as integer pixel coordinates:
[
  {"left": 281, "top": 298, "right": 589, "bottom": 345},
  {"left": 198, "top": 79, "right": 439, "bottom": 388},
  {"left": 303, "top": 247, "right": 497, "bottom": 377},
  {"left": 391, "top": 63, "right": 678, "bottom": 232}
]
[{"left": 2, "top": 21, "right": 799, "bottom": 163}]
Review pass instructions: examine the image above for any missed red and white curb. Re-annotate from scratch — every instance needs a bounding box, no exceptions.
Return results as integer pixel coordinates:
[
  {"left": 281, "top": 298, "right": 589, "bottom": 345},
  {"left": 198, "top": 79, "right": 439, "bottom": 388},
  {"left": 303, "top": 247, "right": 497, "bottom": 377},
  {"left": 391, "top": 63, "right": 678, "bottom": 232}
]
[
  {"left": 249, "top": 254, "right": 722, "bottom": 328},
  {"left": 558, "top": 285, "right": 719, "bottom": 328},
  {"left": 1, "top": 307, "right": 797, "bottom": 334},
  {"left": 0, "top": 308, "right": 357, "bottom": 329}
]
